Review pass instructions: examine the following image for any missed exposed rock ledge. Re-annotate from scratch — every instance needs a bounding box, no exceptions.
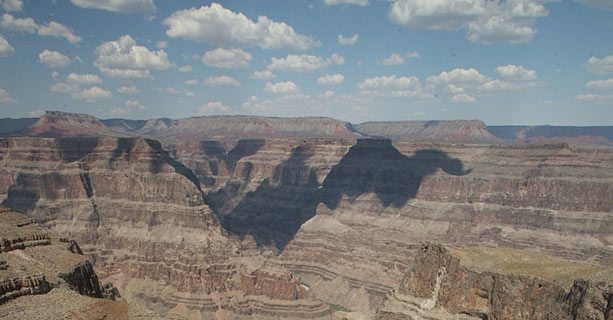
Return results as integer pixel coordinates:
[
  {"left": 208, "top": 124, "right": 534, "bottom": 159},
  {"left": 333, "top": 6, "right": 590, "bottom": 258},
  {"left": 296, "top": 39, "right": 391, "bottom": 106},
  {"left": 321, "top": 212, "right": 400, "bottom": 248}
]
[{"left": 375, "top": 243, "right": 612, "bottom": 320}]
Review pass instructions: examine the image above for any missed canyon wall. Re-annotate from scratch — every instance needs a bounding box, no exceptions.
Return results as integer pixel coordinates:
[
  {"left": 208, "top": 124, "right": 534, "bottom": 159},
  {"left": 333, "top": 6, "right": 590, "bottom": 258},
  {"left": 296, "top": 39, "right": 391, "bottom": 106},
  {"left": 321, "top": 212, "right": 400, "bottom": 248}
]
[{"left": 0, "top": 135, "right": 611, "bottom": 318}]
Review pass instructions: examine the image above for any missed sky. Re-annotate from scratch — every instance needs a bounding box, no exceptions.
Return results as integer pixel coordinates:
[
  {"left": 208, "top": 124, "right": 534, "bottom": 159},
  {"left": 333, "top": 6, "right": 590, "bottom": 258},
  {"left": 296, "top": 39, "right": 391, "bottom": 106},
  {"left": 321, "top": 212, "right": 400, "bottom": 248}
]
[{"left": 0, "top": 0, "right": 611, "bottom": 125}]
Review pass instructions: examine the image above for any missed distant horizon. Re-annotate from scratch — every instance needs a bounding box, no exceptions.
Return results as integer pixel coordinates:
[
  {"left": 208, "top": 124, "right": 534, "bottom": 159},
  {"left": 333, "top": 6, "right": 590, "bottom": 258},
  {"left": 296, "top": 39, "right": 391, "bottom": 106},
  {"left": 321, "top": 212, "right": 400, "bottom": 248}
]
[
  {"left": 2, "top": 109, "right": 612, "bottom": 128},
  {"left": 0, "top": 1, "right": 611, "bottom": 126}
]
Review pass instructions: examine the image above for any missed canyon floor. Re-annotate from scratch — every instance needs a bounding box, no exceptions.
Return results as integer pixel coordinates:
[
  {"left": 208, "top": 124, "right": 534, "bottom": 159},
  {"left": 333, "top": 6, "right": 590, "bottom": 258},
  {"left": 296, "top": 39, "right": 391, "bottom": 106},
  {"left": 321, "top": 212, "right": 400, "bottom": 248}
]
[{"left": 0, "top": 112, "right": 611, "bottom": 319}]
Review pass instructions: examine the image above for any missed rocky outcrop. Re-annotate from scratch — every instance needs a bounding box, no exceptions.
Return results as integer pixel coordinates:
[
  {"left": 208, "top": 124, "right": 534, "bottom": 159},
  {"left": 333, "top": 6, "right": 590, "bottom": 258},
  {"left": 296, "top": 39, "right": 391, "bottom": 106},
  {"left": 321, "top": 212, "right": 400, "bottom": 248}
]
[
  {"left": 375, "top": 243, "right": 612, "bottom": 320},
  {"left": 0, "top": 275, "right": 51, "bottom": 304}
]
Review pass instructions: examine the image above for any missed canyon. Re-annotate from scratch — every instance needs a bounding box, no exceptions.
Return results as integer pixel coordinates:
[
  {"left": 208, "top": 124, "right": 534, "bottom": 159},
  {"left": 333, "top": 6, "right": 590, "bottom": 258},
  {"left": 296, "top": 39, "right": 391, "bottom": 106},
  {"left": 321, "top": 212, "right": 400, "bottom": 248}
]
[{"left": 0, "top": 111, "right": 611, "bottom": 319}]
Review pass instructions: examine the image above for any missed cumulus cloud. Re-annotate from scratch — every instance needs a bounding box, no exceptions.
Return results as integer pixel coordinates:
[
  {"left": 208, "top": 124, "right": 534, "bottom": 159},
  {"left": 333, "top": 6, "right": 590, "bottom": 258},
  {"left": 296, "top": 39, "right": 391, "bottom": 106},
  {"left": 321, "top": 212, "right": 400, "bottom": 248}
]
[
  {"left": 156, "top": 41, "right": 167, "bottom": 49},
  {"left": 71, "top": 0, "right": 156, "bottom": 13},
  {"left": 66, "top": 73, "right": 102, "bottom": 85},
  {"left": 201, "top": 47, "right": 252, "bottom": 69},
  {"left": 95, "top": 35, "right": 172, "bottom": 79},
  {"left": 317, "top": 73, "right": 345, "bottom": 85},
  {"left": 427, "top": 68, "right": 489, "bottom": 85},
  {"left": 163, "top": 3, "right": 317, "bottom": 50},
  {"left": 0, "top": 87, "right": 14, "bottom": 103},
  {"left": 380, "top": 51, "right": 420, "bottom": 66},
  {"left": 357, "top": 75, "right": 431, "bottom": 99},
  {"left": 496, "top": 65, "right": 537, "bottom": 81},
  {"left": 0, "top": 34, "right": 13, "bottom": 57},
  {"left": 117, "top": 85, "right": 140, "bottom": 94},
  {"left": 37, "top": 22, "right": 82, "bottom": 43},
  {"left": 0, "top": 14, "right": 81, "bottom": 43},
  {"left": 204, "top": 75, "right": 240, "bottom": 87},
  {"left": 265, "top": 81, "right": 299, "bottom": 94},
  {"left": 267, "top": 54, "right": 345, "bottom": 72},
  {"left": 0, "top": 14, "right": 37, "bottom": 33},
  {"left": 51, "top": 83, "right": 112, "bottom": 102},
  {"left": 0, "top": 0, "right": 23, "bottom": 12},
  {"left": 324, "top": 0, "right": 368, "bottom": 6},
  {"left": 251, "top": 70, "right": 276, "bottom": 80},
  {"left": 111, "top": 99, "right": 146, "bottom": 115},
  {"left": 178, "top": 65, "right": 193, "bottom": 72},
  {"left": 452, "top": 93, "right": 476, "bottom": 103},
  {"left": 586, "top": 78, "right": 613, "bottom": 90},
  {"left": 184, "top": 79, "right": 199, "bottom": 86},
  {"left": 38, "top": 50, "right": 72, "bottom": 68},
  {"left": 194, "top": 101, "right": 231, "bottom": 115},
  {"left": 586, "top": 55, "right": 613, "bottom": 74},
  {"left": 338, "top": 34, "right": 359, "bottom": 45},
  {"left": 388, "top": 0, "right": 552, "bottom": 44}
]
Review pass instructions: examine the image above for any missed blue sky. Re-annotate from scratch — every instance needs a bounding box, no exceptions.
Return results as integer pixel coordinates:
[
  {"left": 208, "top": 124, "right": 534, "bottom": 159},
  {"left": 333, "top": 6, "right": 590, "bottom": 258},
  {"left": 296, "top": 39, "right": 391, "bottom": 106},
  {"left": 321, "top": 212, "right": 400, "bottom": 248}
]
[{"left": 0, "top": 0, "right": 611, "bottom": 125}]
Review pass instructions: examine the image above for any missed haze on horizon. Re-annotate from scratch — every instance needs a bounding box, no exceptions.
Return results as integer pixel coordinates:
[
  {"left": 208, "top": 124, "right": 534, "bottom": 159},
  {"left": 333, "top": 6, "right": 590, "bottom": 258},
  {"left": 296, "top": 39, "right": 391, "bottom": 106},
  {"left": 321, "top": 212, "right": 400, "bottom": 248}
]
[{"left": 0, "top": 0, "right": 611, "bottom": 126}]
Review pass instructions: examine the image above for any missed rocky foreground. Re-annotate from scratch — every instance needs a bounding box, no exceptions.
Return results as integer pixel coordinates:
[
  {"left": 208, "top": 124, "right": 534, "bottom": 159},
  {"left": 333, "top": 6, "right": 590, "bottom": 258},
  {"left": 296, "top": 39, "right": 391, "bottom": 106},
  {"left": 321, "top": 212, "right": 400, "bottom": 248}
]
[{"left": 0, "top": 112, "right": 611, "bottom": 319}]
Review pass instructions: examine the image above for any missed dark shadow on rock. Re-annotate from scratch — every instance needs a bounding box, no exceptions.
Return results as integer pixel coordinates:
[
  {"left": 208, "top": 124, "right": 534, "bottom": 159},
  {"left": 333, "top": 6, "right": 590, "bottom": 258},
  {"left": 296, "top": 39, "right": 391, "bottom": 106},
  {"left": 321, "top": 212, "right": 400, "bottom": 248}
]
[
  {"left": 321, "top": 139, "right": 471, "bottom": 209},
  {"left": 56, "top": 137, "right": 99, "bottom": 163},
  {"left": 196, "top": 139, "right": 265, "bottom": 187},
  {"left": 209, "top": 143, "right": 319, "bottom": 250},
  {"left": 108, "top": 138, "right": 135, "bottom": 168},
  {"left": 226, "top": 140, "right": 266, "bottom": 172},
  {"left": 145, "top": 139, "right": 202, "bottom": 192},
  {"left": 2, "top": 174, "right": 40, "bottom": 213}
]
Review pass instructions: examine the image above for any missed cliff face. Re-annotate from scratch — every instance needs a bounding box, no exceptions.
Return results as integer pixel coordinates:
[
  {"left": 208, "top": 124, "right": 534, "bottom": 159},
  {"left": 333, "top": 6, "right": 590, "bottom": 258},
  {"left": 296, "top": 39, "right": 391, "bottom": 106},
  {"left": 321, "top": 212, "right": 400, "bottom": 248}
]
[
  {"left": 375, "top": 243, "right": 612, "bottom": 320},
  {"left": 0, "top": 206, "right": 129, "bottom": 319},
  {"left": 0, "top": 137, "right": 330, "bottom": 319},
  {"left": 355, "top": 120, "right": 501, "bottom": 143},
  {"left": 0, "top": 135, "right": 611, "bottom": 318}
]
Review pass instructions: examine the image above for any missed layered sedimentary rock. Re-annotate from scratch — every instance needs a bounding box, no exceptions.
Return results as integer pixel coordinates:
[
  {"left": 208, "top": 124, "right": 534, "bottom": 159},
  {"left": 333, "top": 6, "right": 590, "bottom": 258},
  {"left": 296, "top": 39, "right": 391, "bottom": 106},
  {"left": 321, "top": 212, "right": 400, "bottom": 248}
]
[
  {"left": 375, "top": 243, "right": 612, "bottom": 320},
  {"left": 0, "top": 137, "right": 331, "bottom": 319},
  {"left": 0, "top": 206, "right": 128, "bottom": 319}
]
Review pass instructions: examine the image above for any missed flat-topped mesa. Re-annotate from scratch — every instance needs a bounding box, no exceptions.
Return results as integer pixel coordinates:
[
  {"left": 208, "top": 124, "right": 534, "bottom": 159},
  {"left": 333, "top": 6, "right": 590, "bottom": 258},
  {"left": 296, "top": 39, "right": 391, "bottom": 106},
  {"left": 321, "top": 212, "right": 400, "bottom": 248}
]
[
  {"left": 355, "top": 120, "right": 502, "bottom": 143},
  {"left": 8, "top": 111, "right": 128, "bottom": 138},
  {"left": 375, "top": 243, "right": 612, "bottom": 320},
  {"left": 137, "top": 115, "right": 363, "bottom": 141}
]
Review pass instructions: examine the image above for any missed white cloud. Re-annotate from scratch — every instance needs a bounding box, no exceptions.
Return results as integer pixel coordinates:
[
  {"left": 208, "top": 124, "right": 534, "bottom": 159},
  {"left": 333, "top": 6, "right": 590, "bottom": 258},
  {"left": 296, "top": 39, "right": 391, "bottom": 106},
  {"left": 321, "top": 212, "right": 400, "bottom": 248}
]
[
  {"left": 1, "top": 14, "right": 81, "bottom": 43},
  {"left": 380, "top": 51, "right": 420, "bottom": 66},
  {"left": 156, "top": 41, "right": 167, "bottom": 49},
  {"left": 445, "top": 84, "right": 465, "bottom": 94},
  {"left": 267, "top": 54, "right": 345, "bottom": 72},
  {"left": 38, "top": 50, "right": 72, "bottom": 68},
  {"left": 265, "top": 81, "right": 299, "bottom": 94},
  {"left": 0, "top": 13, "right": 37, "bottom": 33},
  {"left": 71, "top": 87, "right": 112, "bottom": 102},
  {"left": 251, "top": 70, "right": 276, "bottom": 80},
  {"left": 204, "top": 75, "right": 240, "bottom": 87},
  {"left": 0, "top": 34, "right": 13, "bottom": 57},
  {"left": 576, "top": 93, "right": 613, "bottom": 104},
  {"left": 0, "top": 0, "right": 23, "bottom": 12},
  {"left": 51, "top": 71, "right": 59, "bottom": 80},
  {"left": 586, "top": 55, "right": 613, "bottom": 74},
  {"left": 37, "top": 21, "right": 82, "bottom": 44},
  {"left": 95, "top": 35, "right": 172, "bottom": 79},
  {"left": 577, "top": 0, "right": 613, "bottom": 11},
  {"left": 317, "top": 73, "right": 345, "bottom": 85},
  {"left": 324, "top": 0, "right": 368, "bottom": 6},
  {"left": 202, "top": 47, "right": 252, "bottom": 69},
  {"left": 452, "top": 93, "right": 477, "bottom": 103},
  {"left": 388, "top": 0, "right": 551, "bottom": 44},
  {"left": 338, "top": 34, "right": 359, "bottom": 45},
  {"left": 163, "top": 3, "right": 317, "bottom": 50},
  {"left": 586, "top": 78, "right": 613, "bottom": 90},
  {"left": 125, "top": 99, "right": 145, "bottom": 110},
  {"left": 184, "top": 79, "right": 199, "bottom": 86},
  {"left": 358, "top": 75, "right": 422, "bottom": 91},
  {"left": 427, "top": 68, "right": 489, "bottom": 85},
  {"left": 479, "top": 79, "right": 521, "bottom": 92},
  {"left": 178, "top": 65, "right": 193, "bottom": 72},
  {"left": 496, "top": 65, "right": 537, "bottom": 81},
  {"left": 66, "top": 73, "right": 102, "bottom": 85},
  {"left": 117, "top": 85, "right": 140, "bottom": 94},
  {"left": 29, "top": 109, "right": 45, "bottom": 117},
  {"left": 71, "top": 0, "right": 156, "bottom": 13},
  {"left": 50, "top": 82, "right": 79, "bottom": 94},
  {"left": 194, "top": 101, "right": 231, "bottom": 115},
  {"left": 0, "top": 87, "right": 14, "bottom": 103}
]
